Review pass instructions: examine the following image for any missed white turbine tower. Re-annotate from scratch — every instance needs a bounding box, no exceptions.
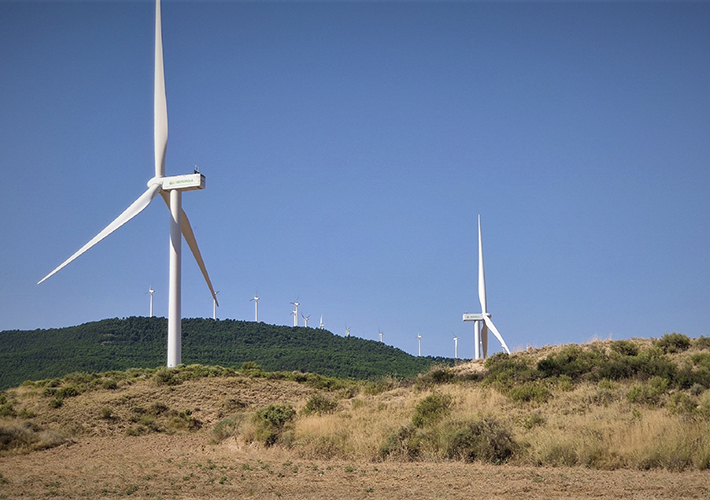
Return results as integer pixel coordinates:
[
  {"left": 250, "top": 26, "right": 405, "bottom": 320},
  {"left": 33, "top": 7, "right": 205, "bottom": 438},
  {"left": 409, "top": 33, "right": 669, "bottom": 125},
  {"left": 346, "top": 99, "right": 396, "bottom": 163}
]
[
  {"left": 319, "top": 314, "right": 324, "bottom": 330},
  {"left": 378, "top": 329, "right": 384, "bottom": 343},
  {"left": 213, "top": 291, "right": 220, "bottom": 320},
  {"left": 302, "top": 314, "right": 310, "bottom": 328},
  {"left": 417, "top": 332, "right": 422, "bottom": 357},
  {"left": 148, "top": 287, "right": 155, "bottom": 318},
  {"left": 463, "top": 215, "right": 510, "bottom": 360},
  {"left": 345, "top": 325, "right": 351, "bottom": 337},
  {"left": 453, "top": 333, "right": 458, "bottom": 360},
  {"left": 250, "top": 293, "right": 259, "bottom": 322},
  {"left": 291, "top": 299, "right": 300, "bottom": 326},
  {"left": 37, "top": 0, "right": 218, "bottom": 368}
]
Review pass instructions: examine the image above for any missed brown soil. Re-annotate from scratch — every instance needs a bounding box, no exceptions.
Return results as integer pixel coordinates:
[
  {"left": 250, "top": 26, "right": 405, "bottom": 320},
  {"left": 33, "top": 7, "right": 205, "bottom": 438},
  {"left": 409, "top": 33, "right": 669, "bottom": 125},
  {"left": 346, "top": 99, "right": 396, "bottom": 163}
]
[{"left": 2, "top": 433, "right": 709, "bottom": 499}]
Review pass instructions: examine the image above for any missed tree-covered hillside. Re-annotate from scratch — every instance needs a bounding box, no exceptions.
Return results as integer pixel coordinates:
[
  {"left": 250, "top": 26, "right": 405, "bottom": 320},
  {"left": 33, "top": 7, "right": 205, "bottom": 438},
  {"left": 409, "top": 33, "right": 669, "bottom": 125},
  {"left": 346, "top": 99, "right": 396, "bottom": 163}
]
[{"left": 0, "top": 317, "right": 451, "bottom": 390}]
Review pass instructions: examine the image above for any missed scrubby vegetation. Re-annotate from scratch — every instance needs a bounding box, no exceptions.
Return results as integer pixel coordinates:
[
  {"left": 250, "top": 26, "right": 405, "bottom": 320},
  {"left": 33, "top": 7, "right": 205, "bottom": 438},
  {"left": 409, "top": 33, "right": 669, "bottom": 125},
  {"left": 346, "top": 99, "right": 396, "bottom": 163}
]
[
  {"left": 0, "top": 317, "right": 451, "bottom": 390},
  {"left": 4, "top": 333, "right": 710, "bottom": 472}
]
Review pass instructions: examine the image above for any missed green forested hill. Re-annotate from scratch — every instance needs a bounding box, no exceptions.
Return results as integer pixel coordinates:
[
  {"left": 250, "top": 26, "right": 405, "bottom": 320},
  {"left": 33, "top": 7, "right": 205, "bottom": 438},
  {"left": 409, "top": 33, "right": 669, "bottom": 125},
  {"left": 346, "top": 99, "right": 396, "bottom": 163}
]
[{"left": 0, "top": 317, "right": 451, "bottom": 390}]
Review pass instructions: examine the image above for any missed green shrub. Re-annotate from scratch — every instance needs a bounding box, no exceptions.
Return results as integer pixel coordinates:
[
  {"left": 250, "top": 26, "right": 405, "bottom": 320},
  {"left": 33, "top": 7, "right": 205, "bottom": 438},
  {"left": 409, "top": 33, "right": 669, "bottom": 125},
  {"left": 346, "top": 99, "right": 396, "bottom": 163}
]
[
  {"left": 667, "top": 392, "right": 698, "bottom": 416},
  {"left": 537, "top": 346, "right": 605, "bottom": 380},
  {"left": 626, "top": 376, "right": 669, "bottom": 405},
  {"left": 694, "top": 336, "right": 710, "bottom": 350},
  {"left": 213, "top": 414, "right": 246, "bottom": 443},
  {"left": 412, "top": 393, "right": 453, "bottom": 427},
  {"left": 484, "top": 354, "right": 537, "bottom": 388},
  {"left": 253, "top": 405, "right": 296, "bottom": 447},
  {"left": 99, "top": 407, "right": 113, "bottom": 419},
  {"left": 523, "top": 413, "right": 546, "bottom": 430},
  {"left": 379, "top": 425, "right": 421, "bottom": 460},
  {"left": 0, "top": 422, "right": 65, "bottom": 455},
  {"left": 301, "top": 394, "right": 338, "bottom": 416},
  {"left": 102, "top": 379, "right": 118, "bottom": 390},
  {"left": 656, "top": 333, "right": 691, "bottom": 354},
  {"left": 153, "top": 368, "right": 182, "bottom": 386},
  {"left": 445, "top": 418, "right": 516, "bottom": 464},
  {"left": 610, "top": 340, "right": 639, "bottom": 357},
  {"left": 508, "top": 381, "right": 551, "bottom": 404}
]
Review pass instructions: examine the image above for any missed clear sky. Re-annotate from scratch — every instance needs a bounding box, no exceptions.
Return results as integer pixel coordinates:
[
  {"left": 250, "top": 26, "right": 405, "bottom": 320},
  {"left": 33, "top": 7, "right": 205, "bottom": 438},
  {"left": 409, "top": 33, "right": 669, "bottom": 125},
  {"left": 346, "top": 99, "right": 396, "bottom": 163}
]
[{"left": 1, "top": 0, "right": 709, "bottom": 360}]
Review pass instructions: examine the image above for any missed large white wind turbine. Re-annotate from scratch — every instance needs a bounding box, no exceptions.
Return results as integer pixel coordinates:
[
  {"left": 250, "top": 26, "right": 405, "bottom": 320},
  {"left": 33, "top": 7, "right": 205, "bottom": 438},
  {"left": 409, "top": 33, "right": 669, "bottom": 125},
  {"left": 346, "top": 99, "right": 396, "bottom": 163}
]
[
  {"left": 417, "top": 332, "right": 422, "bottom": 357},
  {"left": 453, "top": 333, "right": 458, "bottom": 360},
  {"left": 213, "top": 291, "right": 220, "bottom": 320},
  {"left": 37, "top": 0, "right": 218, "bottom": 368},
  {"left": 463, "top": 215, "right": 510, "bottom": 360},
  {"left": 250, "top": 293, "right": 259, "bottom": 322}
]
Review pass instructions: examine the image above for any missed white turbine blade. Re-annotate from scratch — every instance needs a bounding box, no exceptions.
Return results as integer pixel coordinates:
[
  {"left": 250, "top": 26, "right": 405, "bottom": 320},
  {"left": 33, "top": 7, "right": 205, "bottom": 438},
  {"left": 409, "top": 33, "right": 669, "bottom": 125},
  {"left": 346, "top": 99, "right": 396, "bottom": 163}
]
[
  {"left": 38, "top": 184, "right": 161, "bottom": 284},
  {"left": 161, "top": 193, "right": 218, "bottom": 305},
  {"left": 154, "top": 0, "right": 168, "bottom": 179},
  {"left": 478, "top": 214, "right": 487, "bottom": 314},
  {"left": 483, "top": 316, "right": 510, "bottom": 354}
]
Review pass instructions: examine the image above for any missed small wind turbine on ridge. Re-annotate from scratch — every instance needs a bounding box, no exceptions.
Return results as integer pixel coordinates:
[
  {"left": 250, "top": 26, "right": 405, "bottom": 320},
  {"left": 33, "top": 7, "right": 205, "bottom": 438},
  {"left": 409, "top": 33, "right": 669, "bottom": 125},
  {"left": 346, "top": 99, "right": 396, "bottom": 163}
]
[
  {"left": 345, "top": 325, "right": 351, "bottom": 338},
  {"left": 302, "top": 314, "right": 310, "bottom": 328},
  {"left": 319, "top": 314, "right": 324, "bottom": 330},
  {"left": 213, "top": 291, "right": 220, "bottom": 320},
  {"left": 417, "top": 332, "right": 422, "bottom": 357},
  {"left": 37, "top": 0, "right": 218, "bottom": 368},
  {"left": 148, "top": 287, "right": 155, "bottom": 318},
  {"left": 378, "top": 329, "right": 384, "bottom": 343},
  {"left": 250, "top": 292, "right": 259, "bottom": 322},
  {"left": 463, "top": 215, "right": 511, "bottom": 359},
  {"left": 452, "top": 332, "right": 458, "bottom": 360},
  {"left": 291, "top": 299, "right": 300, "bottom": 327}
]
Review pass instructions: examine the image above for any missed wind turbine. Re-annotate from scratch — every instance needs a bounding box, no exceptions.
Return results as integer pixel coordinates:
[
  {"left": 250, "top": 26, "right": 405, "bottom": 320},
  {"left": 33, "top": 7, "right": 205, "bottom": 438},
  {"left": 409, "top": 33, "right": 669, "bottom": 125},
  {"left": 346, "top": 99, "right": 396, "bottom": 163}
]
[
  {"left": 148, "top": 287, "right": 155, "bottom": 318},
  {"left": 417, "top": 332, "right": 422, "bottom": 357},
  {"left": 213, "top": 291, "right": 220, "bottom": 320},
  {"left": 319, "top": 314, "right": 324, "bottom": 330},
  {"left": 250, "top": 292, "right": 259, "bottom": 322},
  {"left": 37, "top": 0, "right": 218, "bottom": 368},
  {"left": 452, "top": 332, "right": 458, "bottom": 360},
  {"left": 462, "top": 215, "right": 510, "bottom": 359},
  {"left": 291, "top": 299, "right": 300, "bottom": 326},
  {"left": 345, "top": 325, "right": 351, "bottom": 337},
  {"left": 378, "top": 329, "right": 384, "bottom": 343},
  {"left": 302, "top": 314, "right": 310, "bottom": 328}
]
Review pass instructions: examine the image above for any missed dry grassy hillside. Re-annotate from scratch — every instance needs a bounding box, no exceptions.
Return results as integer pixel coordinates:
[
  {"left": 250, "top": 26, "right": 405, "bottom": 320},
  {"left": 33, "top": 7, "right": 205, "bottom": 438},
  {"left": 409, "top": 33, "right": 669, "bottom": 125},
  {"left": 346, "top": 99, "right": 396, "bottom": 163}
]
[{"left": 3, "top": 336, "right": 710, "bottom": 498}]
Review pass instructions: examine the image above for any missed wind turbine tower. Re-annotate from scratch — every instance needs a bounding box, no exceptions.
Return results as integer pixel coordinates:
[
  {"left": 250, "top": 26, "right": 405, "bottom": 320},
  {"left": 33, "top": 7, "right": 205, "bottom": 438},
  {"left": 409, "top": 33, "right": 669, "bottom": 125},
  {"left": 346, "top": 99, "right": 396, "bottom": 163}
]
[
  {"left": 37, "top": 0, "right": 218, "bottom": 368},
  {"left": 462, "top": 215, "right": 511, "bottom": 360},
  {"left": 250, "top": 293, "right": 259, "bottom": 322},
  {"left": 319, "top": 314, "right": 324, "bottom": 330},
  {"left": 302, "top": 314, "right": 311, "bottom": 327},
  {"left": 148, "top": 287, "right": 155, "bottom": 318},
  {"left": 291, "top": 299, "right": 300, "bottom": 327},
  {"left": 213, "top": 290, "right": 220, "bottom": 320},
  {"left": 345, "top": 325, "right": 351, "bottom": 337},
  {"left": 453, "top": 333, "right": 458, "bottom": 360},
  {"left": 378, "top": 329, "right": 384, "bottom": 343},
  {"left": 417, "top": 332, "right": 422, "bottom": 357}
]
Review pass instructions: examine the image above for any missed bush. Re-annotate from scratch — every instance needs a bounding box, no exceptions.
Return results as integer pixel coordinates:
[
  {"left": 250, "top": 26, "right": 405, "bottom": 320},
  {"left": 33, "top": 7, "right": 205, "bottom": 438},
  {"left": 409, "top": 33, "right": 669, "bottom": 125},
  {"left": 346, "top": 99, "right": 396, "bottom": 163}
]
[
  {"left": 0, "top": 422, "right": 65, "bottom": 455},
  {"left": 379, "top": 425, "right": 421, "bottom": 460},
  {"left": 508, "top": 381, "right": 551, "bottom": 404},
  {"left": 212, "top": 414, "right": 246, "bottom": 443},
  {"left": 153, "top": 368, "right": 182, "bottom": 386},
  {"left": 445, "top": 418, "right": 516, "bottom": 464},
  {"left": 484, "top": 354, "right": 537, "bottom": 388},
  {"left": 537, "top": 346, "right": 605, "bottom": 380},
  {"left": 610, "top": 340, "right": 639, "bottom": 357},
  {"left": 626, "top": 376, "right": 669, "bottom": 405},
  {"left": 412, "top": 393, "right": 453, "bottom": 428},
  {"left": 656, "top": 333, "right": 691, "bottom": 354},
  {"left": 695, "top": 336, "right": 710, "bottom": 350},
  {"left": 301, "top": 394, "right": 338, "bottom": 416},
  {"left": 253, "top": 405, "right": 296, "bottom": 447}
]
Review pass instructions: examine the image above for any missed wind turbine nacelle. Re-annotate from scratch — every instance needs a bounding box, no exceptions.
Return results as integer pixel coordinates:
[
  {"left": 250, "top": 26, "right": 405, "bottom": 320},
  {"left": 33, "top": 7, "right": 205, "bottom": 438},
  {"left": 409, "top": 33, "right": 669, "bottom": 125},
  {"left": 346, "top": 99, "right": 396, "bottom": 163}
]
[
  {"left": 162, "top": 173, "right": 205, "bottom": 191},
  {"left": 463, "top": 313, "right": 485, "bottom": 322}
]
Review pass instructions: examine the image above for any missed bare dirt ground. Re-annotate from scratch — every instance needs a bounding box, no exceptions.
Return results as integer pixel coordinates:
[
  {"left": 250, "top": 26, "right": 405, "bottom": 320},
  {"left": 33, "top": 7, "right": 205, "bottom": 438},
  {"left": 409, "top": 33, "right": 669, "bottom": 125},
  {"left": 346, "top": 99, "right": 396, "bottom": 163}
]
[{"left": 2, "top": 433, "right": 710, "bottom": 499}]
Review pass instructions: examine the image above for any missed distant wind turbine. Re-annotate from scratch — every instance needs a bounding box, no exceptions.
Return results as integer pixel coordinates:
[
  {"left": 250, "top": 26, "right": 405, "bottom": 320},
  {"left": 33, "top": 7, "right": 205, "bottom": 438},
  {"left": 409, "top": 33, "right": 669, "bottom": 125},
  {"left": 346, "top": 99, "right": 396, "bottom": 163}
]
[
  {"left": 148, "top": 287, "right": 155, "bottom": 318},
  {"left": 417, "top": 332, "right": 422, "bottom": 357},
  {"left": 37, "top": 0, "right": 218, "bottom": 368},
  {"left": 213, "top": 291, "right": 220, "bottom": 320},
  {"left": 291, "top": 299, "right": 300, "bottom": 327},
  {"left": 250, "top": 292, "right": 259, "bottom": 322},
  {"left": 302, "top": 314, "right": 310, "bottom": 328},
  {"left": 319, "top": 314, "right": 324, "bottom": 330},
  {"left": 453, "top": 332, "right": 458, "bottom": 360},
  {"left": 345, "top": 325, "right": 351, "bottom": 338},
  {"left": 378, "top": 329, "right": 384, "bottom": 343},
  {"left": 463, "top": 215, "right": 511, "bottom": 359}
]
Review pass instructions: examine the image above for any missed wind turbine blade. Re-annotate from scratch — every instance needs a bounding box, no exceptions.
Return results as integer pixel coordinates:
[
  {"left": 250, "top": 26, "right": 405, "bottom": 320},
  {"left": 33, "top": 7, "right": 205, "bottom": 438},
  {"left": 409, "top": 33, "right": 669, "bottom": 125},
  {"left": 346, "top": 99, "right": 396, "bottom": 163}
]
[
  {"left": 478, "top": 214, "right": 487, "bottom": 314},
  {"left": 38, "top": 184, "right": 161, "bottom": 284},
  {"left": 483, "top": 316, "right": 510, "bottom": 354},
  {"left": 154, "top": 0, "right": 168, "bottom": 179},
  {"left": 160, "top": 193, "right": 218, "bottom": 305}
]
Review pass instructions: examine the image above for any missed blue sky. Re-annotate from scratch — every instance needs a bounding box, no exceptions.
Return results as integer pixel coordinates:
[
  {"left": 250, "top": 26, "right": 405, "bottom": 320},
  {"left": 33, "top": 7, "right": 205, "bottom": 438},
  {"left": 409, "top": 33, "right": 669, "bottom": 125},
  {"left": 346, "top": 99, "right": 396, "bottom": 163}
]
[{"left": 1, "top": 0, "right": 709, "bottom": 360}]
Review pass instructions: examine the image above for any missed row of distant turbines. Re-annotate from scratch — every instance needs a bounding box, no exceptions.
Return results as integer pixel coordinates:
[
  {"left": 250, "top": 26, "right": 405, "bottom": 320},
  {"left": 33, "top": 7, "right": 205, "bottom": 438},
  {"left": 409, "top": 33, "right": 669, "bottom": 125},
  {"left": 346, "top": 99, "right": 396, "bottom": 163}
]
[{"left": 37, "top": 0, "right": 511, "bottom": 367}]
